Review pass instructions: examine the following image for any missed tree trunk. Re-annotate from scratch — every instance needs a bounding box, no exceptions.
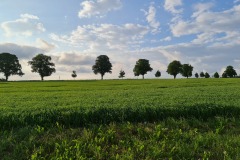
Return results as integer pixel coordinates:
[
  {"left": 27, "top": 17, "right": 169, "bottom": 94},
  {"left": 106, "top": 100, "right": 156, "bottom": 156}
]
[
  {"left": 101, "top": 74, "right": 103, "bottom": 80},
  {"left": 5, "top": 75, "right": 8, "bottom": 81},
  {"left": 41, "top": 76, "right": 44, "bottom": 81},
  {"left": 174, "top": 75, "right": 176, "bottom": 79},
  {"left": 142, "top": 75, "right": 144, "bottom": 79}
]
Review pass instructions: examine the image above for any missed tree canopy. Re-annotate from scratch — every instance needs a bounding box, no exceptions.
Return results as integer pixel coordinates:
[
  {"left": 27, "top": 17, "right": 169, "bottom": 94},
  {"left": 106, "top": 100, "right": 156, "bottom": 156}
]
[
  {"left": 195, "top": 73, "right": 199, "bottom": 78},
  {"left": 213, "top": 72, "right": 219, "bottom": 78},
  {"left": 134, "top": 72, "right": 140, "bottom": 78},
  {"left": 223, "top": 66, "right": 237, "bottom": 78},
  {"left": 92, "top": 55, "right": 112, "bottom": 80},
  {"left": 133, "top": 59, "right": 153, "bottom": 79},
  {"left": 0, "top": 53, "right": 24, "bottom": 81},
  {"left": 200, "top": 72, "right": 205, "bottom": 78},
  {"left": 205, "top": 72, "right": 210, "bottom": 78},
  {"left": 222, "top": 72, "right": 227, "bottom": 78},
  {"left": 181, "top": 64, "right": 193, "bottom": 78},
  {"left": 155, "top": 70, "right": 161, "bottom": 78},
  {"left": 118, "top": 69, "right": 125, "bottom": 79},
  {"left": 166, "top": 60, "right": 182, "bottom": 79},
  {"left": 72, "top": 70, "right": 77, "bottom": 79},
  {"left": 28, "top": 54, "right": 56, "bottom": 81}
]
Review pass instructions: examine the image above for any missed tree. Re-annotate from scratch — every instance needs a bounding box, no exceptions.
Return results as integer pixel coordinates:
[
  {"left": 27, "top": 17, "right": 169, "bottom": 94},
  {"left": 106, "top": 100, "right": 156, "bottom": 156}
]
[
  {"left": 223, "top": 65, "right": 237, "bottom": 78},
  {"left": 166, "top": 60, "right": 182, "bottom": 79},
  {"left": 92, "top": 55, "right": 112, "bottom": 80},
  {"left": 213, "top": 72, "right": 219, "bottom": 78},
  {"left": 28, "top": 54, "right": 56, "bottom": 81},
  {"left": 195, "top": 73, "right": 199, "bottom": 78},
  {"left": 181, "top": 64, "right": 193, "bottom": 78},
  {"left": 133, "top": 59, "right": 153, "bottom": 79},
  {"left": 205, "top": 72, "right": 210, "bottom": 78},
  {"left": 119, "top": 69, "right": 125, "bottom": 79},
  {"left": 134, "top": 72, "right": 139, "bottom": 79},
  {"left": 155, "top": 70, "right": 161, "bottom": 78},
  {"left": 0, "top": 53, "right": 24, "bottom": 81},
  {"left": 222, "top": 72, "right": 227, "bottom": 78},
  {"left": 72, "top": 70, "right": 77, "bottom": 79},
  {"left": 200, "top": 72, "right": 205, "bottom": 78}
]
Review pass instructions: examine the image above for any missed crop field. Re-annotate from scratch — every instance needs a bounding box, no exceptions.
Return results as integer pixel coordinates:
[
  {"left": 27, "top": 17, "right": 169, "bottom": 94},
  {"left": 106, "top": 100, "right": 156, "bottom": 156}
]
[{"left": 1, "top": 79, "right": 240, "bottom": 159}]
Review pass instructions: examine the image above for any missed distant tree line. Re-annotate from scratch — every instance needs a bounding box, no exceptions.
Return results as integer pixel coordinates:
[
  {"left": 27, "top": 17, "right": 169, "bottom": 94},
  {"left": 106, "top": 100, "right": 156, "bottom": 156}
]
[{"left": 0, "top": 53, "right": 238, "bottom": 81}]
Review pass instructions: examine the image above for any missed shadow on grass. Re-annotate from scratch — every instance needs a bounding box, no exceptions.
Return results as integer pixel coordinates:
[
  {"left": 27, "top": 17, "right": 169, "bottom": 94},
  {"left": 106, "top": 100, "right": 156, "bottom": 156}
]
[{"left": 1, "top": 104, "right": 240, "bottom": 130}]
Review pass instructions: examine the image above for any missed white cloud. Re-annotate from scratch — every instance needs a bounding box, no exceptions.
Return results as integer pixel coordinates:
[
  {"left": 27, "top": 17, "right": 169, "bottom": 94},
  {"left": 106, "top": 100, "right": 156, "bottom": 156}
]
[
  {"left": 78, "top": 0, "right": 122, "bottom": 18},
  {"left": 36, "top": 39, "right": 55, "bottom": 52},
  {"left": 164, "top": 0, "right": 183, "bottom": 14},
  {"left": 1, "top": 14, "right": 45, "bottom": 37},
  {"left": 170, "top": 4, "right": 240, "bottom": 46},
  {"left": 161, "top": 36, "right": 172, "bottom": 42},
  {"left": 51, "top": 52, "right": 96, "bottom": 76},
  {"left": 145, "top": 3, "right": 160, "bottom": 34},
  {"left": 20, "top": 14, "right": 39, "bottom": 20},
  {"left": 54, "top": 52, "right": 95, "bottom": 66},
  {"left": 50, "top": 23, "right": 149, "bottom": 51},
  {"left": 192, "top": 32, "right": 215, "bottom": 44},
  {"left": 192, "top": 2, "right": 214, "bottom": 18}
]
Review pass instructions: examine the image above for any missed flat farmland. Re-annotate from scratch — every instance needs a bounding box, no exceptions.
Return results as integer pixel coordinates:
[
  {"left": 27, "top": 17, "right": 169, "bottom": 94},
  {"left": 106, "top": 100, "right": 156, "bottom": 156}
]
[{"left": 1, "top": 79, "right": 240, "bottom": 159}]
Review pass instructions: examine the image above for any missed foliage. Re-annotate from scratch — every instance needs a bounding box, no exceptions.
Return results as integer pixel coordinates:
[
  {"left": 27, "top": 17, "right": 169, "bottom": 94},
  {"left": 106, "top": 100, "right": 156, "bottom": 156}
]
[
  {"left": 223, "top": 66, "right": 237, "bottom": 78},
  {"left": 195, "top": 73, "right": 199, "bottom": 78},
  {"left": 0, "top": 52, "right": 24, "bottom": 81},
  {"left": 155, "top": 70, "right": 161, "bottom": 78},
  {"left": 134, "top": 72, "right": 139, "bottom": 78},
  {"left": 72, "top": 70, "right": 77, "bottom": 79},
  {"left": 133, "top": 59, "right": 153, "bottom": 79},
  {"left": 167, "top": 60, "right": 182, "bottom": 79},
  {"left": 214, "top": 72, "right": 219, "bottom": 78},
  {"left": 28, "top": 54, "right": 56, "bottom": 81},
  {"left": 0, "top": 78, "right": 6, "bottom": 81},
  {"left": 2, "top": 119, "right": 240, "bottom": 160},
  {"left": 205, "top": 72, "right": 210, "bottom": 78},
  {"left": 118, "top": 70, "right": 125, "bottom": 79},
  {"left": 200, "top": 72, "right": 205, "bottom": 78},
  {"left": 180, "top": 64, "right": 193, "bottom": 78},
  {"left": 222, "top": 72, "right": 227, "bottom": 78},
  {"left": 92, "top": 55, "right": 112, "bottom": 80}
]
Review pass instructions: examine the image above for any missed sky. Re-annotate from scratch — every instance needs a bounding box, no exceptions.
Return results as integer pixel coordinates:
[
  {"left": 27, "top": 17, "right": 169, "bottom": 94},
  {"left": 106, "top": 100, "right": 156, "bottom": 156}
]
[{"left": 0, "top": 0, "right": 240, "bottom": 80}]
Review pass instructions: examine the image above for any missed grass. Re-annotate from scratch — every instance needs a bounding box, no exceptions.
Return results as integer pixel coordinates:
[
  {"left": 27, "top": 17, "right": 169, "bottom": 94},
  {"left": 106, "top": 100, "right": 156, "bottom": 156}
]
[{"left": 1, "top": 78, "right": 240, "bottom": 159}]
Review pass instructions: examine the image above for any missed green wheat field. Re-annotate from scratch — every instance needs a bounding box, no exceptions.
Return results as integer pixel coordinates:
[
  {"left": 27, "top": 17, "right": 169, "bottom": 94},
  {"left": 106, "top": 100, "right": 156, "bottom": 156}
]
[{"left": 1, "top": 79, "right": 240, "bottom": 159}]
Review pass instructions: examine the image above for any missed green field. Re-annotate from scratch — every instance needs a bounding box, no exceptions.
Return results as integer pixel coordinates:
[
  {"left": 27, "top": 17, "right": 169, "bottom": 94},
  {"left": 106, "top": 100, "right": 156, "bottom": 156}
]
[{"left": 1, "top": 79, "right": 240, "bottom": 159}]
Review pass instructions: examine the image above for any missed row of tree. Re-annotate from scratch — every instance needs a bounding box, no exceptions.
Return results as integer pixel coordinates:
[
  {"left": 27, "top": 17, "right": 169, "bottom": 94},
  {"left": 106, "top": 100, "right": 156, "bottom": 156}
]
[
  {"left": 0, "top": 53, "right": 238, "bottom": 81},
  {"left": 0, "top": 53, "right": 55, "bottom": 81},
  {"left": 133, "top": 60, "right": 237, "bottom": 79}
]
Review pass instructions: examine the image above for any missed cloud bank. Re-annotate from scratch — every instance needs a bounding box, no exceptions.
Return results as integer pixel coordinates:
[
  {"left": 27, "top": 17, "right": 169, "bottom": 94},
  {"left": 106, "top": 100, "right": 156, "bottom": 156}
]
[{"left": 1, "top": 14, "right": 45, "bottom": 37}]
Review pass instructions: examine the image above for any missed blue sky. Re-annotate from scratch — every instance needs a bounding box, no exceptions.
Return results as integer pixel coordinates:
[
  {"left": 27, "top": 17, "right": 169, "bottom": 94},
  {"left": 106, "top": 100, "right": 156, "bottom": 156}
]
[{"left": 0, "top": 0, "right": 240, "bottom": 80}]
